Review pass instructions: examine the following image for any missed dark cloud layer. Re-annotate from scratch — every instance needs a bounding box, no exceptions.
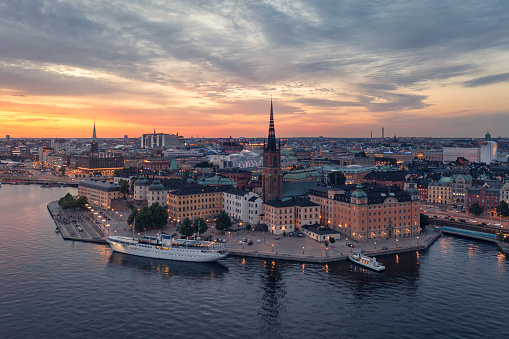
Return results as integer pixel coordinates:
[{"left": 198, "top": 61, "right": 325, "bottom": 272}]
[{"left": 1, "top": 0, "right": 509, "bottom": 136}]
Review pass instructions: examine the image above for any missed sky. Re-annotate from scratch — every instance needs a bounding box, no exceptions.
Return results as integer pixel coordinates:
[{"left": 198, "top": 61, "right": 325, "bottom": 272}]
[{"left": 1, "top": 0, "right": 509, "bottom": 139}]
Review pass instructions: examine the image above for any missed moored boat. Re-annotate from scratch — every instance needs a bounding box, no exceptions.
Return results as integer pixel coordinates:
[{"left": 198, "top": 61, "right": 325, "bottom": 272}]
[
  {"left": 348, "top": 251, "right": 385, "bottom": 271},
  {"left": 107, "top": 233, "right": 229, "bottom": 263}
]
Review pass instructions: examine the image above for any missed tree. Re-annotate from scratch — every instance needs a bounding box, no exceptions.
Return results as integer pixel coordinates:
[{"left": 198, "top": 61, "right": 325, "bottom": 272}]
[
  {"left": 149, "top": 202, "right": 168, "bottom": 228},
  {"left": 324, "top": 240, "right": 329, "bottom": 247},
  {"left": 193, "top": 217, "right": 208, "bottom": 235},
  {"left": 76, "top": 196, "right": 89, "bottom": 209},
  {"left": 195, "top": 161, "right": 213, "bottom": 168},
  {"left": 420, "top": 213, "right": 430, "bottom": 231},
  {"left": 496, "top": 201, "right": 509, "bottom": 217},
  {"left": 119, "top": 179, "right": 130, "bottom": 198},
  {"left": 127, "top": 209, "right": 138, "bottom": 226},
  {"left": 135, "top": 206, "right": 153, "bottom": 231},
  {"left": 329, "top": 236, "right": 336, "bottom": 244},
  {"left": 468, "top": 202, "right": 483, "bottom": 216},
  {"left": 215, "top": 210, "right": 232, "bottom": 233},
  {"left": 179, "top": 217, "right": 194, "bottom": 237},
  {"left": 181, "top": 170, "right": 191, "bottom": 181},
  {"left": 328, "top": 171, "right": 346, "bottom": 186},
  {"left": 58, "top": 193, "right": 77, "bottom": 210}
]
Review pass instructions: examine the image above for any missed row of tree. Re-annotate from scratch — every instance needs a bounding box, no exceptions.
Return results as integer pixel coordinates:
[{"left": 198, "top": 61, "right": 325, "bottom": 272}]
[
  {"left": 58, "top": 193, "right": 88, "bottom": 210},
  {"left": 127, "top": 203, "right": 168, "bottom": 231},
  {"left": 468, "top": 201, "right": 509, "bottom": 217},
  {"left": 178, "top": 210, "right": 232, "bottom": 238}
]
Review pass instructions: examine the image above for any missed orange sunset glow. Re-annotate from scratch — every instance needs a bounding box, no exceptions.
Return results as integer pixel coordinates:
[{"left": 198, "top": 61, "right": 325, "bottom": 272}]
[{"left": 1, "top": 1, "right": 509, "bottom": 138}]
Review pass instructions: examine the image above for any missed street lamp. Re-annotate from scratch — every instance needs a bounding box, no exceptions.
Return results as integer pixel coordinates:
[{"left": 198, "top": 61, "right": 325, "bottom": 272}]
[
  {"left": 302, "top": 246, "right": 305, "bottom": 254},
  {"left": 374, "top": 241, "right": 377, "bottom": 249},
  {"left": 417, "top": 236, "right": 419, "bottom": 244},
  {"left": 272, "top": 244, "right": 274, "bottom": 252},
  {"left": 396, "top": 238, "right": 399, "bottom": 248}
]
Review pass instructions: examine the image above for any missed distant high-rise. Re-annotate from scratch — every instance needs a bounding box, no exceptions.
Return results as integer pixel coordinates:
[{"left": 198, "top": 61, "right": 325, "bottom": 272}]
[
  {"left": 382, "top": 127, "right": 384, "bottom": 139},
  {"left": 6, "top": 135, "right": 10, "bottom": 141},
  {"left": 262, "top": 98, "right": 283, "bottom": 201}
]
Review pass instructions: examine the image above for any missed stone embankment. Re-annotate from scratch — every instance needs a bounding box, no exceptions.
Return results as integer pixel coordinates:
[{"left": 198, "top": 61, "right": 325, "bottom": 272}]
[{"left": 225, "top": 228, "right": 442, "bottom": 264}]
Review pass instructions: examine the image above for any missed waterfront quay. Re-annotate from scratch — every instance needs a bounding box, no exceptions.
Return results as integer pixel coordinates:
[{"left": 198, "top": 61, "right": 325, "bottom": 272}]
[
  {"left": 222, "top": 226, "right": 442, "bottom": 263},
  {"left": 49, "top": 201, "right": 442, "bottom": 263}
]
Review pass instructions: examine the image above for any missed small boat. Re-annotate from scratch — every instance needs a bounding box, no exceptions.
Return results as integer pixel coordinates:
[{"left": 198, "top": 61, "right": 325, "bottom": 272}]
[{"left": 348, "top": 251, "right": 385, "bottom": 271}]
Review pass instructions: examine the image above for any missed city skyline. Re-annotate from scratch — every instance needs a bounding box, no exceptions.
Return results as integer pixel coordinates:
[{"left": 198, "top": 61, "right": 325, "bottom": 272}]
[{"left": 1, "top": 1, "right": 509, "bottom": 138}]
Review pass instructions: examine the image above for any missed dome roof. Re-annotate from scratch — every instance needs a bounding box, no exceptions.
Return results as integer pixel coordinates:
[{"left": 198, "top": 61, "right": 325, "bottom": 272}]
[
  {"left": 134, "top": 176, "right": 148, "bottom": 186},
  {"left": 351, "top": 183, "right": 367, "bottom": 199},
  {"left": 148, "top": 180, "right": 165, "bottom": 191}
]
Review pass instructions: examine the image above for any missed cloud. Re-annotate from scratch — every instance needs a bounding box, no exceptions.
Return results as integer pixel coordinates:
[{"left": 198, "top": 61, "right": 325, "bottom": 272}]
[
  {"left": 463, "top": 73, "right": 509, "bottom": 87},
  {"left": 1, "top": 0, "right": 509, "bottom": 137}
]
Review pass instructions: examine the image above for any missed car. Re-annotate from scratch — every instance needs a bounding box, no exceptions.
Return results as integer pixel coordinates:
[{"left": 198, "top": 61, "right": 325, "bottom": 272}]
[
  {"left": 257, "top": 239, "right": 262, "bottom": 244},
  {"left": 242, "top": 238, "right": 247, "bottom": 242},
  {"left": 238, "top": 241, "right": 243, "bottom": 245},
  {"left": 275, "top": 236, "right": 280, "bottom": 240},
  {"left": 247, "top": 240, "right": 253, "bottom": 245},
  {"left": 347, "top": 243, "right": 354, "bottom": 248}
]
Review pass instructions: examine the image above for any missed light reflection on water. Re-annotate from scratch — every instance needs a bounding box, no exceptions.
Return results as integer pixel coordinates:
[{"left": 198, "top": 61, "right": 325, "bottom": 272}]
[{"left": 0, "top": 185, "right": 508, "bottom": 339}]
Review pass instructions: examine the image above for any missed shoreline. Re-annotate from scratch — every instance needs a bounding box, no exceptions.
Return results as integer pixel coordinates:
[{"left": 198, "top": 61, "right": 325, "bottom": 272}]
[{"left": 48, "top": 201, "right": 506, "bottom": 262}]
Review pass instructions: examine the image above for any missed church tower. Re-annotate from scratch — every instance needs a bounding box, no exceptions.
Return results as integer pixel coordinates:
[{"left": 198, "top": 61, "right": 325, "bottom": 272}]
[
  {"left": 262, "top": 99, "right": 283, "bottom": 201},
  {"left": 90, "top": 119, "right": 99, "bottom": 156}
]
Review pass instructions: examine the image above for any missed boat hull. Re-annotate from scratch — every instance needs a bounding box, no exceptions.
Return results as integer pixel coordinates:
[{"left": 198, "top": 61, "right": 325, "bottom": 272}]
[
  {"left": 348, "top": 255, "right": 385, "bottom": 271},
  {"left": 107, "top": 238, "right": 228, "bottom": 263}
]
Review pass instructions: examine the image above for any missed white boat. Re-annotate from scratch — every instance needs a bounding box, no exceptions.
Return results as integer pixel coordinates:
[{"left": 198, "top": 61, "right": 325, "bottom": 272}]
[
  {"left": 107, "top": 233, "right": 229, "bottom": 263},
  {"left": 348, "top": 251, "right": 385, "bottom": 271}
]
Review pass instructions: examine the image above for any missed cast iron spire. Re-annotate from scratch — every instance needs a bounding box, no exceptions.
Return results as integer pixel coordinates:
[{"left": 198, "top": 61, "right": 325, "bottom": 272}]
[
  {"left": 266, "top": 98, "right": 277, "bottom": 151},
  {"left": 92, "top": 118, "right": 97, "bottom": 142}
]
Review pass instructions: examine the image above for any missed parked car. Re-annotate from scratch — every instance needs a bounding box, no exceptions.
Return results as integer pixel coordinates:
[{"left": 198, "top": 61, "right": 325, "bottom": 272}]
[
  {"left": 238, "top": 241, "right": 243, "bottom": 245},
  {"left": 247, "top": 239, "right": 253, "bottom": 245}
]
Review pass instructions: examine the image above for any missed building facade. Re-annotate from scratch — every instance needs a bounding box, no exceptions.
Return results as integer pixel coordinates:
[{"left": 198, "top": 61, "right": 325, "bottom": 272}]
[
  {"left": 262, "top": 197, "right": 320, "bottom": 235},
  {"left": 427, "top": 182, "right": 453, "bottom": 205},
  {"left": 309, "top": 184, "right": 420, "bottom": 242},
  {"left": 78, "top": 179, "right": 121, "bottom": 209},
  {"left": 223, "top": 189, "right": 263, "bottom": 225},
  {"left": 167, "top": 186, "right": 223, "bottom": 224}
]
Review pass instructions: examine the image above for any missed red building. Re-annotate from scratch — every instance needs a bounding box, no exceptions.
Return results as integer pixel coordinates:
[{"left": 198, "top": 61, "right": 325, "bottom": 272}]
[
  {"left": 218, "top": 169, "right": 252, "bottom": 189},
  {"left": 262, "top": 100, "right": 283, "bottom": 201},
  {"left": 467, "top": 185, "right": 500, "bottom": 216}
]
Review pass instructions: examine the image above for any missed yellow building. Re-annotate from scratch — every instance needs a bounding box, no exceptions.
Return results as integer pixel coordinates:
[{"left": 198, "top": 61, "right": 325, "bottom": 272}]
[
  {"left": 78, "top": 179, "right": 121, "bottom": 209},
  {"left": 167, "top": 186, "right": 223, "bottom": 224},
  {"left": 262, "top": 198, "right": 320, "bottom": 235},
  {"left": 427, "top": 182, "right": 452, "bottom": 204}
]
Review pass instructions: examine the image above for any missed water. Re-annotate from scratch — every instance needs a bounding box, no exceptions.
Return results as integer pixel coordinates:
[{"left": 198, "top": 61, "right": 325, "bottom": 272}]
[{"left": 1, "top": 185, "right": 508, "bottom": 338}]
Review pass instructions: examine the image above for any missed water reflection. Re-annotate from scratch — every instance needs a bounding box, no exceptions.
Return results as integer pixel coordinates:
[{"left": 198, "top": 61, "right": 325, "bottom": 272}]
[
  {"left": 108, "top": 252, "right": 228, "bottom": 279},
  {"left": 258, "top": 260, "right": 287, "bottom": 337}
]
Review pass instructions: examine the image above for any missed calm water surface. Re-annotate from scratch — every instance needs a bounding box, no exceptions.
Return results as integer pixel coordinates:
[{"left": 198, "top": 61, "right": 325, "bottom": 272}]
[{"left": 1, "top": 185, "right": 508, "bottom": 338}]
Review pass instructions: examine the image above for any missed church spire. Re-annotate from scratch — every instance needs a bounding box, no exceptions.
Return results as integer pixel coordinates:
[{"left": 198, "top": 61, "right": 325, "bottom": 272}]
[
  {"left": 266, "top": 97, "right": 277, "bottom": 151},
  {"left": 92, "top": 118, "right": 97, "bottom": 142}
]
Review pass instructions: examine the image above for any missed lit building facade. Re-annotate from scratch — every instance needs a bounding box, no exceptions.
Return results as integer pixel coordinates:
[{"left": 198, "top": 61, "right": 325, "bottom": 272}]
[
  {"left": 262, "top": 197, "right": 320, "bottom": 235},
  {"left": 167, "top": 186, "right": 223, "bottom": 224},
  {"left": 427, "top": 182, "right": 452, "bottom": 204},
  {"left": 309, "top": 183, "right": 420, "bottom": 242},
  {"left": 78, "top": 179, "right": 121, "bottom": 209}
]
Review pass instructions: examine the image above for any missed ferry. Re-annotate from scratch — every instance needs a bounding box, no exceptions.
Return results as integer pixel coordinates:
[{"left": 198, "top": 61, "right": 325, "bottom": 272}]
[
  {"left": 348, "top": 251, "right": 385, "bottom": 272},
  {"left": 107, "top": 233, "right": 229, "bottom": 263}
]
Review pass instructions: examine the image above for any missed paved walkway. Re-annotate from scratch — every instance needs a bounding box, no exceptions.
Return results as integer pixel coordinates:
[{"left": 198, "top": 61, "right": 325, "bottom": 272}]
[{"left": 48, "top": 202, "right": 442, "bottom": 262}]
